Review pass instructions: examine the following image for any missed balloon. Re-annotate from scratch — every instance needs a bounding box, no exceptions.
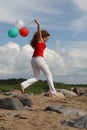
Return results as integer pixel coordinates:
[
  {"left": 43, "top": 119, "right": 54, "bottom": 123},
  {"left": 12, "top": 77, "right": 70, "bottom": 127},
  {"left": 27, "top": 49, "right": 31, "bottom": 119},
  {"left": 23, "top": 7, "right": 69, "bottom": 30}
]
[
  {"left": 8, "top": 27, "right": 19, "bottom": 38},
  {"left": 15, "top": 19, "right": 24, "bottom": 29},
  {"left": 19, "top": 27, "right": 29, "bottom": 37}
]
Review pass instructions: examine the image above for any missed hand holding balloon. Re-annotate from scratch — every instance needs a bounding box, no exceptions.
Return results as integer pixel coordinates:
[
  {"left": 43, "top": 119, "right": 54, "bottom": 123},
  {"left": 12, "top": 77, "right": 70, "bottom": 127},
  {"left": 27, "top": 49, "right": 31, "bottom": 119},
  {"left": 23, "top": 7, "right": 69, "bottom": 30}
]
[{"left": 34, "top": 19, "right": 40, "bottom": 25}]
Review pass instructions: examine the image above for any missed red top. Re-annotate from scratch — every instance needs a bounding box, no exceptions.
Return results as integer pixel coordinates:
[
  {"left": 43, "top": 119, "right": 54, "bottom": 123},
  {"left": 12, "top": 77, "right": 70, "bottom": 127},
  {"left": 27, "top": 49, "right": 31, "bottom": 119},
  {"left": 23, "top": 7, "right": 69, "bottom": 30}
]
[{"left": 32, "top": 41, "right": 46, "bottom": 57}]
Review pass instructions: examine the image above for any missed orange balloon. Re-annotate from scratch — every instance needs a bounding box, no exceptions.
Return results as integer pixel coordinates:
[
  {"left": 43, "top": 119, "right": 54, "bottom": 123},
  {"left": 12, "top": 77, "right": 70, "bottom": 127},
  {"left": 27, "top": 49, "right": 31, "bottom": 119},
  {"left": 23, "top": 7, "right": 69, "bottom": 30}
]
[{"left": 19, "top": 27, "right": 29, "bottom": 37}]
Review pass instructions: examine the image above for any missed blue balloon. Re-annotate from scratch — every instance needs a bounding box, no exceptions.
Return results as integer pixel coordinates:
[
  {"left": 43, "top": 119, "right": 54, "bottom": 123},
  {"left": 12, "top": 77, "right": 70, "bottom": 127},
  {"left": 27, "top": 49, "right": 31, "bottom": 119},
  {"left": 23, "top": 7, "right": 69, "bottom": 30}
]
[{"left": 8, "top": 27, "right": 19, "bottom": 38}]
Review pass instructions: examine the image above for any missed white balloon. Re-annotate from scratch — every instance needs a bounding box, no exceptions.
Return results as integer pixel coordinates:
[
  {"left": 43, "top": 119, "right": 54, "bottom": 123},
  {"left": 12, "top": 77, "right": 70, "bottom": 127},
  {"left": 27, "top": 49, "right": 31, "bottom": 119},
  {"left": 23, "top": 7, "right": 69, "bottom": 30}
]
[{"left": 15, "top": 19, "right": 24, "bottom": 29}]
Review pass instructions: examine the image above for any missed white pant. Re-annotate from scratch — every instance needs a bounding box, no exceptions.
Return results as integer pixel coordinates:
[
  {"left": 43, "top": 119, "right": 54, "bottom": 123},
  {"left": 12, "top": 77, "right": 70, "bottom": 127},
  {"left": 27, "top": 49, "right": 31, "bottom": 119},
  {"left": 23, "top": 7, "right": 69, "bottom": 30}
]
[{"left": 21, "top": 57, "right": 56, "bottom": 93}]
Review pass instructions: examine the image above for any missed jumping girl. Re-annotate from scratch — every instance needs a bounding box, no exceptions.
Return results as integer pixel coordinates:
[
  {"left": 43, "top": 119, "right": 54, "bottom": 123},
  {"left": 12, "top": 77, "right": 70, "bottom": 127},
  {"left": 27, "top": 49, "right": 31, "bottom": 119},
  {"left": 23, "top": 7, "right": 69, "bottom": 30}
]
[{"left": 20, "top": 19, "right": 64, "bottom": 97}]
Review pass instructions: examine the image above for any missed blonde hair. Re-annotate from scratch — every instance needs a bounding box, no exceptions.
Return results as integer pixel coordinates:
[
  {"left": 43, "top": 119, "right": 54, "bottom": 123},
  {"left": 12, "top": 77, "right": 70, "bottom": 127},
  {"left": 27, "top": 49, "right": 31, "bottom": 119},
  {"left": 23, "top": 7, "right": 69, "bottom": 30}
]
[{"left": 30, "top": 30, "right": 50, "bottom": 48}]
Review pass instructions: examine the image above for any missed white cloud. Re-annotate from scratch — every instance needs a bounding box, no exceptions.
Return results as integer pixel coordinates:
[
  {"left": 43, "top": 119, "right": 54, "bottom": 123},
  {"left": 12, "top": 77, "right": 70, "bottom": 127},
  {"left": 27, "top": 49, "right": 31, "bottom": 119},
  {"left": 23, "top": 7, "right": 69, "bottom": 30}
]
[
  {"left": 70, "top": 0, "right": 87, "bottom": 34},
  {"left": 1, "top": 42, "right": 87, "bottom": 84},
  {"left": 0, "top": 42, "right": 65, "bottom": 79},
  {"left": 73, "top": 0, "right": 87, "bottom": 12},
  {"left": 67, "top": 49, "right": 87, "bottom": 68},
  {"left": 57, "top": 41, "right": 87, "bottom": 50},
  {"left": 0, "top": 42, "right": 33, "bottom": 78},
  {"left": 0, "top": 0, "right": 62, "bottom": 24},
  {"left": 70, "top": 15, "right": 87, "bottom": 34},
  {"left": 1, "top": 0, "right": 84, "bottom": 33},
  {"left": 54, "top": 40, "right": 87, "bottom": 83}
]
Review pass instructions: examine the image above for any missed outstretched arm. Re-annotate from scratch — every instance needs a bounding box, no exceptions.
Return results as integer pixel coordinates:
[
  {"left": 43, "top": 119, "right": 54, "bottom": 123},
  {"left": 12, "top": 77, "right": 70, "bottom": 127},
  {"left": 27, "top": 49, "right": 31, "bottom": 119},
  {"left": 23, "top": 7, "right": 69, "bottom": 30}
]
[{"left": 34, "top": 20, "right": 43, "bottom": 42}]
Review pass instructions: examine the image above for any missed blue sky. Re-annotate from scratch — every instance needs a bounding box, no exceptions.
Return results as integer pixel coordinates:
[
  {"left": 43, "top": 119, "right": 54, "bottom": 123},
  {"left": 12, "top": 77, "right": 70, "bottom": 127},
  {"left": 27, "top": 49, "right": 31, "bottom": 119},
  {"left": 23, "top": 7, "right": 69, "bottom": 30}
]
[{"left": 0, "top": 0, "right": 87, "bottom": 84}]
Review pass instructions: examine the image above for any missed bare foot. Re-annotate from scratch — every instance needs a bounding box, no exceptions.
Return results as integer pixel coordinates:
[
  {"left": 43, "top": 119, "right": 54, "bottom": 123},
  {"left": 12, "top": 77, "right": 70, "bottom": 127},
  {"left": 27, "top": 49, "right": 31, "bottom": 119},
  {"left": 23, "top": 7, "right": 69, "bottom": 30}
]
[
  {"left": 45, "top": 92, "right": 65, "bottom": 98},
  {"left": 51, "top": 92, "right": 65, "bottom": 98},
  {"left": 20, "top": 84, "right": 24, "bottom": 94}
]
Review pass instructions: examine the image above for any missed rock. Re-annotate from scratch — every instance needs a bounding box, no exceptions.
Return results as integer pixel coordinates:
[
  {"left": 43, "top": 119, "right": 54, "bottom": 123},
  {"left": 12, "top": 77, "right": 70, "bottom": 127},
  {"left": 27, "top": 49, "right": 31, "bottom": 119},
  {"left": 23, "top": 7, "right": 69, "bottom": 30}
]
[
  {"left": 58, "top": 89, "right": 77, "bottom": 97},
  {"left": 12, "top": 94, "right": 33, "bottom": 107},
  {"left": 4, "top": 89, "right": 21, "bottom": 96},
  {"left": 45, "top": 105, "right": 87, "bottom": 116},
  {"left": 0, "top": 97, "right": 24, "bottom": 110},
  {"left": 44, "top": 92, "right": 65, "bottom": 98},
  {"left": 71, "top": 87, "right": 87, "bottom": 96},
  {"left": 19, "top": 97, "right": 33, "bottom": 107},
  {"left": 4, "top": 89, "right": 33, "bottom": 107},
  {"left": 61, "top": 115, "right": 87, "bottom": 129}
]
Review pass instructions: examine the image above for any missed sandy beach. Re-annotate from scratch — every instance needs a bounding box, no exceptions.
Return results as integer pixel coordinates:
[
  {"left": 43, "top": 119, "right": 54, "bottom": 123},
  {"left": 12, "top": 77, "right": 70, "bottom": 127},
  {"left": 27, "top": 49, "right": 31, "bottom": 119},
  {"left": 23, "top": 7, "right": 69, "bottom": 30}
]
[{"left": 0, "top": 93, "right": 87, "bottom": 130}]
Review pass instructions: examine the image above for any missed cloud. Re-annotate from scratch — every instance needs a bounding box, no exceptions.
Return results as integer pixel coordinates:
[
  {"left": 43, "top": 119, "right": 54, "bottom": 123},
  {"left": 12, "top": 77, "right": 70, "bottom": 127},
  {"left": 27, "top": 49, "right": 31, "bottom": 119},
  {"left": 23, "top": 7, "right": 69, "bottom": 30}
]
[
  {"left": 1, "top": 0, "right": 87, "bottom": 33},
  {"left": 1, "top": 0, "right": 84, "bottom": 33},
  {"left": 67, "top": 49, "right": 87, "bottom": 68},
  {"left": 1, "top": 42, "right": 87, "bottom": 84},
  {"left": 54, "top": 40, "right": 87, "bottom": 83},
  {"left": 60, "top": 48, "right": 87, "bottom": 84},
  {"left": 0, "top": 42, "right": 65, "bottom": 79},
  {"left": 70, "top": 15, "right": 87, "bottom": 34},
  {"left": 1, "top": 42, "right": 34, "bottom": 78},
  {"left": 72, "top": 0, "right": 87, "bottom": 12},
  {"left": 0, "top": 0, "right": 69, "bottom": 32},
  {"left": 70, "top": 0, "right": 87, "bottom": 34},
  {"left": 57, "top": 41, "right": 87, "bottom": 50},
  {"left": 0, "top": 0, "right": 63, "bottom": 24}
]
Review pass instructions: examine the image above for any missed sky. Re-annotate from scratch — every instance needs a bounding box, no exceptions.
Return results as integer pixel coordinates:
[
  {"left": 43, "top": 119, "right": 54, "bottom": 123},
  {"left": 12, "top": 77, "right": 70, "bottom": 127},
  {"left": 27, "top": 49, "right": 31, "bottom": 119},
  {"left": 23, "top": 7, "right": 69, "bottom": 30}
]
[{"left": 0, "top": 0, "right": 87, "bottom": 84}]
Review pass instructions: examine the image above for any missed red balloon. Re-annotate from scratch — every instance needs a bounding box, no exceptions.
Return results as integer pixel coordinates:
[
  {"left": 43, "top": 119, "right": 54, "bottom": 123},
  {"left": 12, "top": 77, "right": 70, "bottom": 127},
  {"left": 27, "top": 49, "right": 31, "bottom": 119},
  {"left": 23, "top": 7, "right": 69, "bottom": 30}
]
[{"left": 19, "top": 27, "right": 29, "bottom": 37}]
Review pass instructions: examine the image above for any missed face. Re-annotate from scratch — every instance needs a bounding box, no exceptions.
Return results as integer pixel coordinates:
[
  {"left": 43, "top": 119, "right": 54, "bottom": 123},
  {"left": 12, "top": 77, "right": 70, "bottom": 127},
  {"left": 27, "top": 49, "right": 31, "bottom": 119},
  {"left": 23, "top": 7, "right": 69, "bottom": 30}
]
[{"left": 43, "top": 36, "right": 50, "bottom": 42}]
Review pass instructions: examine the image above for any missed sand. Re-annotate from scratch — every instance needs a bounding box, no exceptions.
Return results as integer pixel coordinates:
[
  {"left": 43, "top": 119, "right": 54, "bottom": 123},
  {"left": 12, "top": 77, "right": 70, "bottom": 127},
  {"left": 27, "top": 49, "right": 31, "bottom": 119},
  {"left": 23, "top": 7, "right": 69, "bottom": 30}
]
[{"left": 0, "top": 93, "right": 87, "bottom": 130}]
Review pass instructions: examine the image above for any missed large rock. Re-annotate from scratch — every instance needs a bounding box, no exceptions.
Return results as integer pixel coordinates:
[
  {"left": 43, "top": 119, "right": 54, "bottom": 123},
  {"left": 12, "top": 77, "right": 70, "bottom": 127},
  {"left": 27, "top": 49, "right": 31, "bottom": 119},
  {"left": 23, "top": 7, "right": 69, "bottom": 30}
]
[
  {"left": 61, "top": 115, "right": 87, "bottom": 129},
  {"left": 12, "top": 94, "right": 33, "bottom": 107},
  {"left": 45, "top": 105, "right": 87, "bottom": 116},
  {"left": 58, "top": 89, "right": 77, "bottom": 97},
  {"left": 5, "top": 90, "right": 33, "bottom": 107},
  {"left": 71, "top": 87, "right": 87, "bottom": 96},
  {"left": 0, "top": 97, "right": 24, "bottom": 110}
]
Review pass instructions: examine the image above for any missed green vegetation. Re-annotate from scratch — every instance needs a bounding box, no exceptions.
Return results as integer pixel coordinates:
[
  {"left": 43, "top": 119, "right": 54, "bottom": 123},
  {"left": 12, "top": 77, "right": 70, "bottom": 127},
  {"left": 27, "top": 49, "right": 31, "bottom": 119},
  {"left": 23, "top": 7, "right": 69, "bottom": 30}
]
[{"left": 0, "top": 78, "right": 87, "bottom": 94}]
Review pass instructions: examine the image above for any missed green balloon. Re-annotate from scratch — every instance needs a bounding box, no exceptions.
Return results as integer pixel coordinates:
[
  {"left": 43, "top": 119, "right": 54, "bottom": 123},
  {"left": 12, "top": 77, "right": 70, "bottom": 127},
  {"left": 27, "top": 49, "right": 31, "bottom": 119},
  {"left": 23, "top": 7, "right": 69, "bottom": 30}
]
[{"left": 8, "top": 27, "right": 19, "bottom": 38}]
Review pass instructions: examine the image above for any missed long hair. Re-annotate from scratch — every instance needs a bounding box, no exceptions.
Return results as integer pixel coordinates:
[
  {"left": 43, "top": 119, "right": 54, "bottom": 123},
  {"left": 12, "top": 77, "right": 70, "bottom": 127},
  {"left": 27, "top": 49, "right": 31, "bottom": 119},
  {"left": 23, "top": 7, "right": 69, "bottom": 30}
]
[{"left": 30, "top": 30, "right": 50, "bottom": 48}]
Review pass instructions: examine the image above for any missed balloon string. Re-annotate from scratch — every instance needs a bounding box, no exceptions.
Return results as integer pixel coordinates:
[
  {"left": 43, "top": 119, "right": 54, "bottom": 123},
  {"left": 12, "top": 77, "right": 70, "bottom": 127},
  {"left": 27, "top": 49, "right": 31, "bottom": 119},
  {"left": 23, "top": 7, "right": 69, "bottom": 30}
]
[{"left": 26, "top": 20, "right": 34, "bottom": 26}]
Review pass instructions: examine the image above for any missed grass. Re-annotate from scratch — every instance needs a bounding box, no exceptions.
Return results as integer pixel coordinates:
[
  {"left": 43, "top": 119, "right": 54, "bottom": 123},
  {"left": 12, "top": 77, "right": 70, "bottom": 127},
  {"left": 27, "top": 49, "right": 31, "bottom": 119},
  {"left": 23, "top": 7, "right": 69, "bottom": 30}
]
[{"left": 0, "top": 78, "right": 87, "bottom": 94}]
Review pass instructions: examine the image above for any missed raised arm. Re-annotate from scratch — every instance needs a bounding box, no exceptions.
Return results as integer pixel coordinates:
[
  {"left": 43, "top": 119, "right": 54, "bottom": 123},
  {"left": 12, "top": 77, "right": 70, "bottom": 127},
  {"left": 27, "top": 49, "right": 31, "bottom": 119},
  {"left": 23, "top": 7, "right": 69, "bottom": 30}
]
[{"left": 34, "top": 20, "right": 43, "bottom": 42}]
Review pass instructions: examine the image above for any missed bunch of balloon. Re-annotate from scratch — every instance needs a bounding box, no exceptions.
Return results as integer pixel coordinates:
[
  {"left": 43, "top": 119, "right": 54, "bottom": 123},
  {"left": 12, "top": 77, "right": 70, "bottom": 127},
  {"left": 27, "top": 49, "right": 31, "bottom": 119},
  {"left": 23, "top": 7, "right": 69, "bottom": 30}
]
[{"left": 8, "top": 20, "right": 29, "bottom": 38}]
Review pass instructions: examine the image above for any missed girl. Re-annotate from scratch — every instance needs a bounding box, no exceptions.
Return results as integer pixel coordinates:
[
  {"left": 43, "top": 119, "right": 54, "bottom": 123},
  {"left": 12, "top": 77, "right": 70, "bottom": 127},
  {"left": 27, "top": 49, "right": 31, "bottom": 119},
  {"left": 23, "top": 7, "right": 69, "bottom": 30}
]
[{"left": 20, "top": 20, "right": 64, "bottom": 97}]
